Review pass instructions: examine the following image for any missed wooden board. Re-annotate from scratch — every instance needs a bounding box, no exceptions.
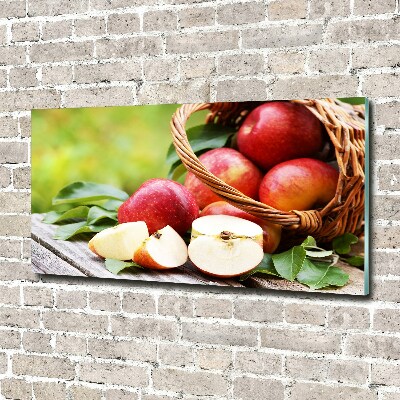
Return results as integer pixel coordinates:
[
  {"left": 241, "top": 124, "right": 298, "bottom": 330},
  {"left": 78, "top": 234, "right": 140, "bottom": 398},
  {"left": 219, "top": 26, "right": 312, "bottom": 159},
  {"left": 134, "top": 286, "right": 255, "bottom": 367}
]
[
  {"left": 32, "top": 240, "right": 86, "bottom": 277},
  {"left": 31, "top": 214, "right": 365, "bottom": 295},
  {"left": 31, "top": 214, "right": 244, "bottom": 287}
]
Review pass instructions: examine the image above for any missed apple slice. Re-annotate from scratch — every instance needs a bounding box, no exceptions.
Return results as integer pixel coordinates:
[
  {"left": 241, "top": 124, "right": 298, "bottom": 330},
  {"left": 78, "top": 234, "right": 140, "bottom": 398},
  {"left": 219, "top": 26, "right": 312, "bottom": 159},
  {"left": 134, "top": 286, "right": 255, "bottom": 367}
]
[
  {"left": 133, "top": 225, "right": 188, "bottom": 269},
  {"left": 189, "top": 215, "right": 264, "bottom": 278},
  {"left": 88, "top": 222, "right": 149, "bottom": 260}
]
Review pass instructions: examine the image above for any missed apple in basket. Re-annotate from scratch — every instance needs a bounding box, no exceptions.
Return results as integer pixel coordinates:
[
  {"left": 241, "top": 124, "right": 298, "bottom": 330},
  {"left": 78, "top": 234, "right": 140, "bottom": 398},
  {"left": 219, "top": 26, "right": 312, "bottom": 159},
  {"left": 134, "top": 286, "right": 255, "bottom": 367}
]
[
  {"left": 201, "top": 201, "right": 281, "bottom": 253},
  {"left": 188, "top": 215, "right": 264, "bottom": 278},
  {"left": 237, "top": 101, "right": 324, "bottom": 170},
  {"left": 259, "top": 158, "right": 339, "bottom": 212},
  {"left": 118, "top": 178, "right": 199, "bottom": 235},
  {"left": 184, "top": 148, "right": 263, "bottom": 209}
]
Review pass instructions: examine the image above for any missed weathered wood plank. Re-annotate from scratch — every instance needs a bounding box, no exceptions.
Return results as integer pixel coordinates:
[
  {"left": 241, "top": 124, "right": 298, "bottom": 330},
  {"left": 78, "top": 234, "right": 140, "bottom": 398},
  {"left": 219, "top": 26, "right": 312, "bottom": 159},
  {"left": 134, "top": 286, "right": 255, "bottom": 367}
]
[
  {"left": 32, "top": 214, "right": 365, "bottom": 294},
  {"left": 32, "top": 214, "right": 244, "bottom": 287},
  {"left": 32, "top": 240, "right": 86, "bottom": 277}
]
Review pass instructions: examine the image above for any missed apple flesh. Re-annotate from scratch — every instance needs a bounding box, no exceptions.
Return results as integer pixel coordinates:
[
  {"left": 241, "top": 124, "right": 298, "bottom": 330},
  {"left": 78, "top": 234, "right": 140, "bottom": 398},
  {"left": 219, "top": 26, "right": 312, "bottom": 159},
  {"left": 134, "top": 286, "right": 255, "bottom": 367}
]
[
  {"left": 88, "top": 222, "right": 149, "bottom": 260},
  {"left": 189, "top": 215, "right": 264, "bottom": 277},
  {"left": 134, "top": 225, "right": 188, "bottom": 269},
  {"left": 201, "top": 201, "right": 281, "bottom": 253},
  {"left": 259, "top": 158, "right": 339, "bottom": 212},
  {"left": 184, "top": 148, "right": 263, "bottom": 209},
  {"left": 237, "top": 102, "right": 324, "bottom": 170},
  {"left": 118, "top": 178, "right": 199, "bottom": 235}
]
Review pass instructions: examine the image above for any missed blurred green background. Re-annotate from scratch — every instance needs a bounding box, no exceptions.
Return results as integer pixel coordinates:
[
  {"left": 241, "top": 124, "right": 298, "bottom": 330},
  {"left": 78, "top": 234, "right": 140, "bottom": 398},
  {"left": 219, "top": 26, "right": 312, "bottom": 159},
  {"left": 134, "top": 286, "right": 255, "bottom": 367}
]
[
  {"left": 32, "top": 98, "right": 365, "bottom": 213},
  {"left": 32, "top": 104, "right": 207, "bottom": 213}
]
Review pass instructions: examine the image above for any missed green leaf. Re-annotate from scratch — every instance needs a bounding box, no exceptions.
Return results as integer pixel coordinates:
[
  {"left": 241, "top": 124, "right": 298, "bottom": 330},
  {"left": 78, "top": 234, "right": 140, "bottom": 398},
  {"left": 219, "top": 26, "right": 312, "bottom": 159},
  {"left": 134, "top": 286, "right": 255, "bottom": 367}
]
[
  {"left": 344, "top": 255, "right": 364, "bottom": 267},
  {"left": 239, "top": 253, "right": 279, "bottom": 281},
  {"left": 166, "top": 124, "right": 235, "bottom": 165},
  {"left": 52, "top": 181, "right": 129, "bottom": 206},
  {"left": 297, "top": 259, "right": 349, "bottom": 289},
  {"left": 301, "top": 236, "right": 334, "bottom": 257},
  {"left": 167, "top": 162, "right": 188, "bottom": 181},
  {"left": 105, "top": 258, "right": 143, "bottom": 274},
  {"left": 42, "top": 211, "right": 62, "bottom": 224},
  {"left": 102, "top": 199, "right": 124, "bottom": 212},
  {"left": 87, "top": 206, "right": 118, "bottom": 225},
  {"left": 305, "top": 249, "right": 333, "bottom": 258},
  {"left": 301, "top": 236, "right": 317, "bottom": 247},
  {"left": 332, "top": 233, "right": 358, "bottom": 255},
  {"left": 42, "top": 206, "right": 90, "bottom": 224},
  {"left": 272, "top": 245, "right": 306, "bottom": 282},
  {"left": 53, "top": 222, "right": 112, "bottom": 240}
]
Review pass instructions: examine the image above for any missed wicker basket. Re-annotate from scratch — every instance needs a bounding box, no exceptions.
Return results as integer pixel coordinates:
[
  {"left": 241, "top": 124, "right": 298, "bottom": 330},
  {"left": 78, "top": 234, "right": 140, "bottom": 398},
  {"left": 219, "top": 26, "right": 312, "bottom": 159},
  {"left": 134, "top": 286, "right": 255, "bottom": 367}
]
[{"left": 170, "top": 99, "right": 366, "bottom": 243}]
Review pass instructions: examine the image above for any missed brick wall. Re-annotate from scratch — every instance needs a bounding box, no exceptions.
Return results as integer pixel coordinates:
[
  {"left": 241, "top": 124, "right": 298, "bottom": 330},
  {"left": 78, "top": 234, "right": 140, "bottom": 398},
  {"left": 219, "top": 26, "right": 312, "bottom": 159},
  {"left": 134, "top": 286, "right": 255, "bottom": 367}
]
[{"left": 0, "top": 0, "right": 399, "bottom": 398}]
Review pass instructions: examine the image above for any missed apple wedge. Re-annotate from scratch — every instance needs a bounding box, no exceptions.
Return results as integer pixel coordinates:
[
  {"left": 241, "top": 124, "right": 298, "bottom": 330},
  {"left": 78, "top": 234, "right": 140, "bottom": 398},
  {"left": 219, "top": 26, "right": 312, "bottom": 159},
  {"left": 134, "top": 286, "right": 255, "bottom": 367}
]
[
  {"left": 188, "top": 215, "right": 264, "bottom": 278},
  {"left": 88, "top": 222, "right": 149, "bottom": 260},
  {"left": 133, "top": 225, "right": 188, "bottom": 269}
]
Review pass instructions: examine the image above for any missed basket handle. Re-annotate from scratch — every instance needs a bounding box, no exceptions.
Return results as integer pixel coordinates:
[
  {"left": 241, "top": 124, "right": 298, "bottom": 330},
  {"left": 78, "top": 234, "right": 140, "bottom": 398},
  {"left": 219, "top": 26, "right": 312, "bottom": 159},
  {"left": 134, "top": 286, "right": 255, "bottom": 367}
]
[{"left": 169, "top": 102, "right": 319, "bottom": 230}]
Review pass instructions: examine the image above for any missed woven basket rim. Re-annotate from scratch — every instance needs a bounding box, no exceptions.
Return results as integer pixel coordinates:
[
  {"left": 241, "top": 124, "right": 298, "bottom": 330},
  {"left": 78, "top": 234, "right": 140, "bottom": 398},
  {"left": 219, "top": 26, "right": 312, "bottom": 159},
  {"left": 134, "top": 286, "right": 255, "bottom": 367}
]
[{"left": 170, "top": 99, "right": 365, "bottom": 241}]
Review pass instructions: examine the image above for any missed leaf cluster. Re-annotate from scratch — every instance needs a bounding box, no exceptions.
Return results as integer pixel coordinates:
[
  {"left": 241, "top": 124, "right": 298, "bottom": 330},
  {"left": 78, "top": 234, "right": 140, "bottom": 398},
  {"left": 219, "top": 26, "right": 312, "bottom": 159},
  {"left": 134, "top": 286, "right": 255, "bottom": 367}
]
[
  {"left": 166, "top": 124, "right": 236, "bottom": 180},
  {"left": 240, "top": 233, "right": 363, "bottom": 290},
  {"left": 43, "top": 181, "right": 128, "bottom": 240}
]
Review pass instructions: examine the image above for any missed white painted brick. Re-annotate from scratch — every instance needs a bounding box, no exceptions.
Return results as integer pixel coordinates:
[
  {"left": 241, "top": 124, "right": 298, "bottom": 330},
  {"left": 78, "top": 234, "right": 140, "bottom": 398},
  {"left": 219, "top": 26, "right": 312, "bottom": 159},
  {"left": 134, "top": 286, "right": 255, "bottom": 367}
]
[
  {"left": 179, "top": 7, "right": 215, "bottom": 29},
  {"left": 75, "top": 16, "right": 106, "bottom": 37},
  {"left": 28, "top": 0, "right": 89, "bottom": 17},
  {"left": 79, "top": 361, "right": 148, "bottom": 387},
  {"left": 30, "top": 41, "right": 94, "bottom": 63},
  {"left": 218, "top": 53, "right": 265, "bottom": 76},
  {"left": 9, "top": 66, "right": 38, "bottom": 88},
  {"left": 11, "top": 21, "right": 39, "bottom": 42},
  {"left": 180, "top": 57, "right": 215, "bottom": 79},
  {"left": 63, "top": 86, "right": 134, "bottom": 108},
  {"left": 0, "top": 89, "right": 61, "bottom": 112},
  {"left": 143, "top": 58, "right": 178, "bottom": 81},
  {"left": 0, "top": 1, "right": 399, "bottom": 396},
  {"left": 96, "top": 37, "right": 163, "bottom": 58},
  {"left": 217, "top": 2, "right": 265, "bottom": 25},
  {"left": 42, "top": 20, "right": 73, "bottom": 40},
  {"left": 353, "top": 0, "right": 396, "bottom": 15},
  {"left": 108, "top": 13, "right": 140, "bottom": 35},
  {"left": 143, "top": 10, "right": 177, "bottom": 32},
  {"left": 33, "top": 382, "right": 67, "bottom": 400},
  {"left": 308, "top": 48, "right": 350, "bottom": 74},
  {"left": 0, "top": 0, "right": 25, "bottom": 18},
  {"left": 74, "top": 61, "right": 141, "bottom": 84},
  {"left": 42, "top": 65, "right": 74, "bottom": 86},
  {"left": 216, "top": 78, "right": 267, "bottom": 101},
  {"left": 269, "top": 52, "right": 305, "bottom": 74},
  {"left": 268, "top": 0, "right": 307, "bottom": 20},
  {"left": 242, "top": 24, "right": 323, "bottom": 49},
  {"left": 309, "top": 0, "right": 349, "bottom": 18}
]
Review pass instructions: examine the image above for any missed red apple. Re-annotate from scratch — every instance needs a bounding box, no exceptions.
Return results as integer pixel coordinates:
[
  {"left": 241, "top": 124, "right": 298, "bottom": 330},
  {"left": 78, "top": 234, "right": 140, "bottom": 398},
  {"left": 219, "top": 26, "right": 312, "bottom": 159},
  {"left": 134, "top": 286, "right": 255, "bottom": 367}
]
[
  {"left": 118, "top": 178, "right": 199, "bottom": 235},
  {"left": 259, "top": 158, "right": 339, "bottom": 212},
  {"left": 133, "top": 225, "right": 188, "bottom": 269},
  {"left": 184, "top": 148, "right": 263, "bottom": 209},
  {"left": 201, "top": 201, "right": 281, "bottom": 253},
  {"left": 237, "top": 102, "right": 324, "bottom": 170}
]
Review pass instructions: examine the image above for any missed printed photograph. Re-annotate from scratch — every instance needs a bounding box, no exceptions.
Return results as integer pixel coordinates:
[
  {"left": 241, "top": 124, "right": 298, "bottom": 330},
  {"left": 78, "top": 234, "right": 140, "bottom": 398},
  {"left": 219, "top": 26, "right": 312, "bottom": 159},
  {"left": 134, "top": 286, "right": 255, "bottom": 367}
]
[{"left": 31, "top": 98, "right": 369, "bottom": 295}]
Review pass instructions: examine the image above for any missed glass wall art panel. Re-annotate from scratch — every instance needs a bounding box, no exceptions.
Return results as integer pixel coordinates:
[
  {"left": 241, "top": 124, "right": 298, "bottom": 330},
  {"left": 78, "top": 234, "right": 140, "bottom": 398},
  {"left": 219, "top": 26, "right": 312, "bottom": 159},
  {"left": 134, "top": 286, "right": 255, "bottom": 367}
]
[{"left": 31, "top": 98, "right": 369, "bottom": 295}]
